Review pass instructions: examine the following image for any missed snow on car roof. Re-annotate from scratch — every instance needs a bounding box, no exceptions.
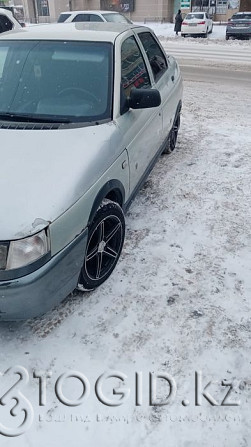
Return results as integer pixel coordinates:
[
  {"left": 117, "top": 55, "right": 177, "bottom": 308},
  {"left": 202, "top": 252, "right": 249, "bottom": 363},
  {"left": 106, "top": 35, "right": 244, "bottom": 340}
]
[{"left": 0, "top": 22, "right": 140, "bottom": 42}]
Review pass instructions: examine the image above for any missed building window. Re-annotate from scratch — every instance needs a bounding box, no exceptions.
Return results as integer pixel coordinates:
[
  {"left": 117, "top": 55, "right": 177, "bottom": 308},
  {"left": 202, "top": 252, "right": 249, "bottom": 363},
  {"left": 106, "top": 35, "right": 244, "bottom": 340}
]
[{"left": 37, "top": 0, "right": 49, "bottom": 17}]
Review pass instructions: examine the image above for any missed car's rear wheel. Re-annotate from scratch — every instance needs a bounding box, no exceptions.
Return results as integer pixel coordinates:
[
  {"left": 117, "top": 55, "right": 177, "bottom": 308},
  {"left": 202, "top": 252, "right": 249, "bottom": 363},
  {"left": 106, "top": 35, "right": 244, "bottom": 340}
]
[
  {"left": 78, "top": 200, "right": 125, "bottom": 291},
  {"left": 162, "top": 109, "right": 181, "bottom": 154}
]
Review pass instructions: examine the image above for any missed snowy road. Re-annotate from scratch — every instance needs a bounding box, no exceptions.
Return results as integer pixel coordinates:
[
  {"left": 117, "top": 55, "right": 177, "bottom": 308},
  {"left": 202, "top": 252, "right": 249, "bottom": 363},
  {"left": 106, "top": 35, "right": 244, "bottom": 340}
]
[
  {"left": 161, "top": 36, "right": 251, "bottom": 85},
  {"left": 180, "top": 64, "right": 251, "bottom": 86},
  {"left": 162, "top": 40, "right": 251, "bottom": 65},
  {"left": 0, "top": 33, "right": 251, "bottom": 447}
]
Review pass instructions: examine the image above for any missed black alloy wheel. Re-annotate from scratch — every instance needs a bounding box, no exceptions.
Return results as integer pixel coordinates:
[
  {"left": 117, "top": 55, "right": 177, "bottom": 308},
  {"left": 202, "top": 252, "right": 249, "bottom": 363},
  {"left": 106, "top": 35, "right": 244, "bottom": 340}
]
[
  {"left": 78, "top": 200, "right": 125, "bottom": 290},
  {"left": 162, "top": 110, "right": 181, "bottom": 154}
]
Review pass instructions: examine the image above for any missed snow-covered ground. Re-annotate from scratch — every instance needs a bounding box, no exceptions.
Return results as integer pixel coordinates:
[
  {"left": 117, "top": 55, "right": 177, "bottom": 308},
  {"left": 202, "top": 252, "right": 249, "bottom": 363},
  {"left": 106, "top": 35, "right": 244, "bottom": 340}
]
[
  {"left": 137, "top": 20, "right": 227, "bottom": 41},
  {"left": 0, "top": 29, "right": 251, "bottom": 447},
  {"left": 138, "top": 21, "right": 250, "bottom": 45}
]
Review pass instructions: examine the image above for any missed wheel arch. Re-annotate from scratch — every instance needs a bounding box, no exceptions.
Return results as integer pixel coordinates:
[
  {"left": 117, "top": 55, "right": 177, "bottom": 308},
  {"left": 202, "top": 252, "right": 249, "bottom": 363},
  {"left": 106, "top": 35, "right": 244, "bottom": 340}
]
[
  {"left": 88, "top": 180, "right": 125, "bottom": 226},
  {"left": 176, "top": 99, "right": 182, "bottom": 115}
]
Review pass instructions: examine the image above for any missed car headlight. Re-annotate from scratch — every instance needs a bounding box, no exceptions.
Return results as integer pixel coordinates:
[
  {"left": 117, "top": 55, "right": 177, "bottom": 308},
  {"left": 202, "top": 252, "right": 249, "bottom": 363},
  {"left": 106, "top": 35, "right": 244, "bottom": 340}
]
[{"left": 6, "top": 229, "right": 50, "bottom": 270}]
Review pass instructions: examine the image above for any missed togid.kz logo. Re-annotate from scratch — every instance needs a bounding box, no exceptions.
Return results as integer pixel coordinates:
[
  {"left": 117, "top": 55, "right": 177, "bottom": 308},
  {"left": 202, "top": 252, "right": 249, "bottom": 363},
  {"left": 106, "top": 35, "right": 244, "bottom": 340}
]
[
  {"left": 0, "top": 366, "right": 34, "bottom": 437},
  {"left": 0, "top": 366, "right": 241, "bottom": 437}
]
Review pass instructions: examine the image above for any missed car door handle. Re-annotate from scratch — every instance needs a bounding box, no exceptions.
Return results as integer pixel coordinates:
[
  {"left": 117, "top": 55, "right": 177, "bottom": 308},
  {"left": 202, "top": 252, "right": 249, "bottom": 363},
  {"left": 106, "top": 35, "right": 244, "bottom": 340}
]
[{"left": 171, "top": 75, "right": 175, "bottom": 82}]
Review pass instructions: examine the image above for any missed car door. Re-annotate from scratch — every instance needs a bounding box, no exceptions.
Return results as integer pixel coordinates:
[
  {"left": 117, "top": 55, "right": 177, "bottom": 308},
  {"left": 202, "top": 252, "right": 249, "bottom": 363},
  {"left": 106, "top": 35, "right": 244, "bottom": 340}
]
[
  {"left": 136, "top": 30, "right": 179, "bottom": 146},
  {"left": 115, "top": 34, "right": 163, "bottom": 195}
]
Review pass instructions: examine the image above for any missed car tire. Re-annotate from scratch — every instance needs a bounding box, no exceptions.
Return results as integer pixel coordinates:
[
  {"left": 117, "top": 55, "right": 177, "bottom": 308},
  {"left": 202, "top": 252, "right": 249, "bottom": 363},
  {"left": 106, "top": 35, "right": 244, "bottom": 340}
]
[
  {"left": 78, "top": 200, "right": 125, "bottom": 290},
  {"left": 226, "top": 35, "right": 229, "bottom": 40},
  {"left": 162, "top": 108, "right": 181, "bottom": 154},
  {"left": 203, "top": 30, "right": 208, "bottom": 38},
  {"left": 181, "top": 34, "right": 185, "bottom": 37},
  {"left": 210, "top": 24, "right": 213, "bottom": 33}
]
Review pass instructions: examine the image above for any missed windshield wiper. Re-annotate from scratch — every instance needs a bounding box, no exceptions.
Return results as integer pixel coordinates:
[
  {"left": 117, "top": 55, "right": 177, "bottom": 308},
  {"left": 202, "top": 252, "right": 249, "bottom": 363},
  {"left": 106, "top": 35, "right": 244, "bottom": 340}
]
[{"left": 0, "top": 112, "right": 71, "bottom": 124}]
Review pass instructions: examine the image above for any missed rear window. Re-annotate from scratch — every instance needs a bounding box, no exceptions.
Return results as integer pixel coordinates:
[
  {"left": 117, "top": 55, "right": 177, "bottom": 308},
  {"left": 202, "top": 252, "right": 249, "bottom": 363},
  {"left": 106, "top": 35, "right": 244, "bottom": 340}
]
[
  {"left": 231, "top": 13, "right": 251, "bottom": 20},
  {"left": 186, "top": 13, "right": 204, "bottom": 20},
  {"left": 57, "top": 13, "right": 71, "bottom": 22},
  {"left": 102, "top": 13, "right": 131, "bottom": 23}
]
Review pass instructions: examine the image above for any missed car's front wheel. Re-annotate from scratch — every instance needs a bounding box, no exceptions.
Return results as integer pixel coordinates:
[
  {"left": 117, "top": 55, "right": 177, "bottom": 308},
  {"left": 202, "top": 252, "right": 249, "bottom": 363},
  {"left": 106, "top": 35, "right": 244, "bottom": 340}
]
[{"left": 78, "top": 200, "right": 125, "bottom": 291}]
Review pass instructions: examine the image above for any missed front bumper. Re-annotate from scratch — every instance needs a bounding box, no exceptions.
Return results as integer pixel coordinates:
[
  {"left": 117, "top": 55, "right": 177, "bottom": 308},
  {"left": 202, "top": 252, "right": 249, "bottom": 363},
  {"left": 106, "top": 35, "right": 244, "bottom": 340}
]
[{"left": 0, "top": 228, "right": 88, "bottom": 321}]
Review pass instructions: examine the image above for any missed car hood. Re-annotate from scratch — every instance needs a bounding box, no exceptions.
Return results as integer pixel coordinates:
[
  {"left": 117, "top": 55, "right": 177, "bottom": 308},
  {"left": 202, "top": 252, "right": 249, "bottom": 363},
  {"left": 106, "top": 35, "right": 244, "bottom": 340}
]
[{"left": 0, "top": 122, "right": 121, "bottom": 240}]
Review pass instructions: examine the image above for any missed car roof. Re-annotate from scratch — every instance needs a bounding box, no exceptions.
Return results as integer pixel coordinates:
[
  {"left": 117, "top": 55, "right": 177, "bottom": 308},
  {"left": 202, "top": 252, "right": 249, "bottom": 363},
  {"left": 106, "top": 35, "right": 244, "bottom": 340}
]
[
  {"left": 60, "top": 10, "right": 124, "bottom": 15},
  {"left": 0, "top": 22, "right": 145, "bottom": 42},
  {"left": 0, "top": 7, "right": 14, "bottom": 17}
]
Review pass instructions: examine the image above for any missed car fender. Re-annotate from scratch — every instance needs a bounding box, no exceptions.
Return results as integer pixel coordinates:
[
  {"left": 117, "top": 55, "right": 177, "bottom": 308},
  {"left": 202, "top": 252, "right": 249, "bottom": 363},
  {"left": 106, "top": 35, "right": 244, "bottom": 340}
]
[{"left": 49, "top": 149, "right": 129, "bottom": 256}]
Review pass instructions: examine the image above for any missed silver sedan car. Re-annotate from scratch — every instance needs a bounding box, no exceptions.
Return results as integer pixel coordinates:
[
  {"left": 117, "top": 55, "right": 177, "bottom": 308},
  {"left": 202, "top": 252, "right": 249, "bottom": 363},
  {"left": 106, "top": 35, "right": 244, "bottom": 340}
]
[{"left": 0, "top": 23, "right": 183, "bottom": 320}]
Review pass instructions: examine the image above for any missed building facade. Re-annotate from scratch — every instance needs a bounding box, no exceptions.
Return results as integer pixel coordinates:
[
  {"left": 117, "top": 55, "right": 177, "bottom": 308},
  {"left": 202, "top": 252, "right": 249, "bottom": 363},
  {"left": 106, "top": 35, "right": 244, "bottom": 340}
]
[{"left": 7, "top": 0, "right": 250, "bottom": 23}]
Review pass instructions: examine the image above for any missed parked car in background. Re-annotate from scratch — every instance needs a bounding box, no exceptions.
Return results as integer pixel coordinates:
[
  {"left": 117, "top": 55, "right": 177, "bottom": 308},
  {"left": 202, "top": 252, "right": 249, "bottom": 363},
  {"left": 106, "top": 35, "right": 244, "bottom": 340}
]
[
  {"left": 226, "top": 12, "right": 251, "bottom": 40},
  {"left": 57, "top": 10, "right": 132, "bottom": 24},
  {"left": 0, "top": 8, "right": 22, "bottom": 33},
  {"left": 181, "top": 12, "right": 213, "bottom": 37},
  {"left": 0, "top": 5, "right": 25, "bottom": 27},
  {"left": 0, "top": 22, "right": 182, "bottom": 320}
]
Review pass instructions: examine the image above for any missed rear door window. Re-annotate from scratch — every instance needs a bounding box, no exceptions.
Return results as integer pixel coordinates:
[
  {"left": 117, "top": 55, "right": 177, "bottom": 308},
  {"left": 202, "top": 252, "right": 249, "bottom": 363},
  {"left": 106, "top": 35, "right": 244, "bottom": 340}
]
[
  {"left": 72, "top": 14, "right": 90, "bottom": 22},
  {"left": 89, "top": 14, "right": 104, "bottom": 22},
  {"left": 57, "top": 13, "right": 71, "bottom": 23},
  {"left": 138, "top": 32, "right": 167, "bottom": 82}
]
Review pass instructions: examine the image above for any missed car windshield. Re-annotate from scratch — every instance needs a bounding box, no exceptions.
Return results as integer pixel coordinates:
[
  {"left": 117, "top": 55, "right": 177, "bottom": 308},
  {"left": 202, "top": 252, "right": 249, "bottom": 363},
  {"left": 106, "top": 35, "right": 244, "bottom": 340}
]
[
  {"left": 102, "top": 13, "right": 131, "bottom": 23},
  {"left": 231, "top": 13, "right": 251, "bottom": 20},
  {"left": 0, "top": 40, "right": 112, "bottom": 123},
  {"left": 186, "top": 13, "right": 204, "bottom": 20}
]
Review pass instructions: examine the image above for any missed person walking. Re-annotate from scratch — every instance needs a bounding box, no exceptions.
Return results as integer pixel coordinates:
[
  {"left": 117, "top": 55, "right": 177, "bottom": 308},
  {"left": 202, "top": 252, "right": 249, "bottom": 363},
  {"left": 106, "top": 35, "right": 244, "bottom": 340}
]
[{"left": 174, "top": 9, "right": 183, "bottom": 36}]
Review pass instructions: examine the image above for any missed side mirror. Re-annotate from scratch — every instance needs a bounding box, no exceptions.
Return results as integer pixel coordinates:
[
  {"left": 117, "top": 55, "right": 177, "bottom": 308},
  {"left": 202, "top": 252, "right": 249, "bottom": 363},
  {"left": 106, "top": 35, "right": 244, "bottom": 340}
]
[{"left": 129, "top": 88, "right": 161, "bottom": 109}]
